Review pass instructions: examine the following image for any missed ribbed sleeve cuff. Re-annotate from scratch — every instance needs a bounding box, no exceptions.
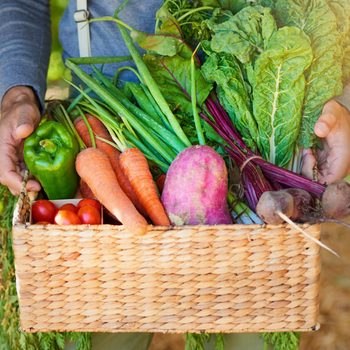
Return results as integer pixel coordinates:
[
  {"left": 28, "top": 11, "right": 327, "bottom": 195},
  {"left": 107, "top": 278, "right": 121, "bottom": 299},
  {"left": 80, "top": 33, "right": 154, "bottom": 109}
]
[{"left": 0, "top": 61, "right": 47, "bottom": 112}]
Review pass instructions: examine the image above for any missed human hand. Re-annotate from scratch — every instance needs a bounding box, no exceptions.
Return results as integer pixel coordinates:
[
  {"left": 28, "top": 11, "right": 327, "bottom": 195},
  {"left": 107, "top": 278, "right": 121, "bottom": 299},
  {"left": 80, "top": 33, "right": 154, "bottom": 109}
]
[
  {"left": 0, "top": 86, "right": 41, "bottom": 195},
  {"left": 302, "top": 100, "right": 350, "bottom": 184}
]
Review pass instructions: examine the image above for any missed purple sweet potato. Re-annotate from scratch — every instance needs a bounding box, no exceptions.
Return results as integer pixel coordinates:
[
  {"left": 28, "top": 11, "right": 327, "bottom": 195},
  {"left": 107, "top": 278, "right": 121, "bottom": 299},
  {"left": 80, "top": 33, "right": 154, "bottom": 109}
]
[{"left": 161, "top": 145, "right": 232, "bottom": 225}]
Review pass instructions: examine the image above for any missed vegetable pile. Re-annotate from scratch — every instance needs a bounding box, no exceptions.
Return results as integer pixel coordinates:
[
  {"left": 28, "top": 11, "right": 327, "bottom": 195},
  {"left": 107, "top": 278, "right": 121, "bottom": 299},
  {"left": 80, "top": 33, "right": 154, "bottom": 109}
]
[{"left": 20, "top": 1, "right": 350, "bottom": 349}]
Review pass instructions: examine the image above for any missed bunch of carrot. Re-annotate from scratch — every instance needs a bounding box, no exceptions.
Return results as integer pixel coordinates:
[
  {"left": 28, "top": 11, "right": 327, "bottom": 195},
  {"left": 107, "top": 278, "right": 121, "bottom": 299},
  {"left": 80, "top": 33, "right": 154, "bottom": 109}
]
[{"left": 72, "top": 113, "right": 170, "bottom": 234}]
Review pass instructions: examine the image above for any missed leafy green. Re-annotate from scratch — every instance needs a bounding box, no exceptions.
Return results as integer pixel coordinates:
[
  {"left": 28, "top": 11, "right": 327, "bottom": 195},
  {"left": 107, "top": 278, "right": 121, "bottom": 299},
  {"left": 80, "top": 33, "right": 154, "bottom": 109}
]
[
  {"left": 144, "top": 53, "right": 212, "bottom": 116},
  {"left": 131, "top": 7, "right": 190, "bottom": 58},
  {"left": 131, "top": 29, "right": 186, "bottom": 57},
  {"left": 201, "top": 49, "right": 258, "bottom": 151},
  {"left": 327, "top": 0, "right": 350, "bottom": 84},
  {"left": 202, "top": 0, "right": 248, "bottom": 13},
  {"left": 134, "top": 8, "right": 212, "bottom": 117},
  {"left": 343, "top": 43, "right": 350, "bottom": 85},
  {"left": 207, "top": 6, "right": 277, "bottom": 64},
  {"left": 202, "top": 6, "right": 313, "bottom": 167},
  {"left": 252, "top": 26, "right": 313, "bottom": 167},
  {"left": 157, "top": 1, "right": 213, "bottom": 46},
  {"left": 272, "top": 0, "right": 343, "bottom": 148},
  {"left": 155, "top": 5, "right": 184, "bottom": 36}
]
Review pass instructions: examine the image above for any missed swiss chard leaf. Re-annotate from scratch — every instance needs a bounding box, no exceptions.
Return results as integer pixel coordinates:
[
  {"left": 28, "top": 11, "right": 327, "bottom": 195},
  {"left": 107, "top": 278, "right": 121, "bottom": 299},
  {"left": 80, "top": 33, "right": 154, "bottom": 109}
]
[
  {"left": 131, "top": 6, "right": 192, "bottom": 59},
  {"left": 252, "top": 26, "right": 313, "bottom": 167},
  {"left": 202, "top": 0, "right": 249, "bottom": 13},
  {"left": 131, "top": 29, "right": 189, "bottom": 57},
  {"left": 144, "top": 54, "right": 213, "bottom": 116},
  {"left": 207, "top": 6, "right": 277, "bottom": 64},
  {"left": 328, "top": 0, "right": 350, "bottom": 84},
  {"left": 273, "top": 0, "right": 343, "bottom": 148},
  {"left": 155, "top": 6, "right": 183, "bottom": 36},
  {"left": 201, "top": 50, "right": 259, "bottom": 151}
]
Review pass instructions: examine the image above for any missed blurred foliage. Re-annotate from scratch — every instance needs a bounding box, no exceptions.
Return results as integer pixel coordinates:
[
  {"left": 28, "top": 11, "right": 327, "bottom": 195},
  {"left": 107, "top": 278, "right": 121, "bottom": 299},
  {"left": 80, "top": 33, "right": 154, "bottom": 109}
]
[{"left": 47, "top": 0, "right": 70, "bottom": 83}]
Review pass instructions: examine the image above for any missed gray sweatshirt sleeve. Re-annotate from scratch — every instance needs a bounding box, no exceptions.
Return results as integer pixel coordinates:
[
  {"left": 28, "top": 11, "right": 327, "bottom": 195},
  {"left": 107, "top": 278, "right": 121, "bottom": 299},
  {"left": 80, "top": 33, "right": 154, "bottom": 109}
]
[{"left": 0, "top": 0, "right": 51, "bottom": 110}]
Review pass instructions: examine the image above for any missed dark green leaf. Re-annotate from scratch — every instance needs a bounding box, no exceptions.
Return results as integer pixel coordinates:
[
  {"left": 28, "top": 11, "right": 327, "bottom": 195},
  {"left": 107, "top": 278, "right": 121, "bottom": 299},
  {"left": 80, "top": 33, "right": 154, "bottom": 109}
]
[
  {"left": 328, "top": 0, "right": 350, "bottom": 84},
  {"left": 201, "top": 50, "right": 259, "bottom": 151},
  {"left": 207, "top": 6, "right": 277, "bottom": 64},
  {"left": 155, "top": 6, "right": 183, "bottom": 36},
  {"left": 202, "top": 0, "right": 249, "bottom": 13},
  {"left": 252, "top": 26, "right": 313, "bottom": 167},
  {"left": 131, "top": 29, "right": 190, "bottom": 57},
  {"left": 144, "top": 53, "right": 212, "bottom": 116},
  {"left": 273, "top": 0, "right": 343, "bottom": 148}
]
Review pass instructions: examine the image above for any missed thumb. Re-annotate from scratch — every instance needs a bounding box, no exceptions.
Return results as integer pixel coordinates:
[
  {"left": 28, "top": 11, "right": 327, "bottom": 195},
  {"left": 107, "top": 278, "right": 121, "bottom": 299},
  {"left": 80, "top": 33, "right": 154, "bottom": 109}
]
[
  {"left": 314, "top": 112, "right": 337, "bottom": 138},
  {"left": 314, "top": 100, "right": 342, "bottom": 138},
  {"left": 14, "top": 112, "right": 39, "bottom": 140}
]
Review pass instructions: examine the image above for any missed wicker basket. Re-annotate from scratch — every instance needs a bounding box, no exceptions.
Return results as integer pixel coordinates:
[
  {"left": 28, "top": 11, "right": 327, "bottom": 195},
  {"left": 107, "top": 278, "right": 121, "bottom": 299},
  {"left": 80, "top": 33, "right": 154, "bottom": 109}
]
[{"left": 12, "top": 192, "right": 321, "bottom": 333}]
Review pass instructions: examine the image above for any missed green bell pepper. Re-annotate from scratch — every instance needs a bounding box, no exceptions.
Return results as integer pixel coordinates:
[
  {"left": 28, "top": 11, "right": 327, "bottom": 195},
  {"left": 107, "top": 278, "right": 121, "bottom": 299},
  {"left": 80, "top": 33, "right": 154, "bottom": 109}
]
[{"left": 23, "top": 120, "right": 79, "bottom": 199}]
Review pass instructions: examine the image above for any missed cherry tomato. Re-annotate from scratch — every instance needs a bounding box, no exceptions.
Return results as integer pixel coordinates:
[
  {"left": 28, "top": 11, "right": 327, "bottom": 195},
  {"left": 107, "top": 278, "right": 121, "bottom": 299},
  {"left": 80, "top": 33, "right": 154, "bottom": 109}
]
[
  {"left": 77, "top": 206, "right": 101, "bottom": 225},
  {"left": 54, "top": 210, "right": 81, "bottom": 225},
  {"left": 77, "top": 198, "right": 101, "bottom": 212},
  {"left": 59, "top": 203, "right": 78, "bottom": 213},
  {"left": 32, "top": 200, "right": 57, "bottom": 224}
]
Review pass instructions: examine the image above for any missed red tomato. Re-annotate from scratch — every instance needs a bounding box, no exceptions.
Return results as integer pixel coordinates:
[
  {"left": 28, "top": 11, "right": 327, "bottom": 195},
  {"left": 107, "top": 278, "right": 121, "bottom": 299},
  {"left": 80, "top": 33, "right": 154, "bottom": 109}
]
[
  {"left": 77, "top": 206, "right": 101, "bottom": 225},
  {"left": 59, "top": 203, "right": 78, "bottom": 213},
  {"left": 77, "top": 198, "right": 101, "bottom": 212},
  {"left": 32, "top": 200, "right": 57, "bottom": 224},
  {"left": 54, "top": 210, "right": 81, "bottom": 225}
]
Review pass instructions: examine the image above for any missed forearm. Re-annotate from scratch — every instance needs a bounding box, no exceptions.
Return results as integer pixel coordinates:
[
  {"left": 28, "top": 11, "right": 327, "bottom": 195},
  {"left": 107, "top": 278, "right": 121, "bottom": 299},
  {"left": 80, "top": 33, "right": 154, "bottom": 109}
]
[{"left": 0, "top": 0, "right": 51, "bottom": 111}]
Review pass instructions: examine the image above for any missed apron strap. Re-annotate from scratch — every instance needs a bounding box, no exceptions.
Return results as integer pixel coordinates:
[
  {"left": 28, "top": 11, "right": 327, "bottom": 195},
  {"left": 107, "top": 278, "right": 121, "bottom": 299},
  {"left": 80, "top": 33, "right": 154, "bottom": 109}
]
[{"left": 74, "top": 0, "right": 91, "bottom": 57}]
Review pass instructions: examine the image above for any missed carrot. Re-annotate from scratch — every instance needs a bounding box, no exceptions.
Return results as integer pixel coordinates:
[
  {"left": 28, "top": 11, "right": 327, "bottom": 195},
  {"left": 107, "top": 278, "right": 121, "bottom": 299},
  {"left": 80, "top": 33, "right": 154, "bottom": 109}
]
[
  {"left": 74, "top": 114, "right": 147, "bottom": 216},
  {"left": 76, "top": 147, "right": 148, "bottom": 235},
  {"left": 119, "top": 147, "right": 170, "bottom": 226}
]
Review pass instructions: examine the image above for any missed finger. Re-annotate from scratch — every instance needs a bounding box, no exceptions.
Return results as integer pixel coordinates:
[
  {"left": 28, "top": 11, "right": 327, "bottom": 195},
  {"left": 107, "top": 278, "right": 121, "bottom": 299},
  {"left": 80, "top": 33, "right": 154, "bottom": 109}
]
[
  {"left": 322, "top": 100, "right": 342, "bottom": 115},
  {"left": 314, "top": 112, "right": 337, "bottom": 138},
  {"left": 1, "top": 170, "right": 24, "bottom": 196},
  {"left": 301, "top": 149, "right": 317, "bottom": 180},
  {"left": 15, "top": 123, "right": 35, "bottom": 140},
  {"left": 0, "top": 144, "right": 26, "bottom": 195},
  {"left": 13, "top": 104, "right": 40, "bottom": 140},
  {"left": 319, "top": 168, "right": 348, "bottom": 185},
  {"left": 26, "top": 179, "right": 41, "bottom": 193},
  {"left": 318, "top": 152, "right": 350, "bottom": 184}
]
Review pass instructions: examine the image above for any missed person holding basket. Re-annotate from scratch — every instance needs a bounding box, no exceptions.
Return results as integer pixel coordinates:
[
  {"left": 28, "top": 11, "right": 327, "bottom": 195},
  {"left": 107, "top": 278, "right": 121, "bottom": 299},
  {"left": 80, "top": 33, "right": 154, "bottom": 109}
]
[{"left": 0, "top": 1, "right": 350, "bottom": 350}]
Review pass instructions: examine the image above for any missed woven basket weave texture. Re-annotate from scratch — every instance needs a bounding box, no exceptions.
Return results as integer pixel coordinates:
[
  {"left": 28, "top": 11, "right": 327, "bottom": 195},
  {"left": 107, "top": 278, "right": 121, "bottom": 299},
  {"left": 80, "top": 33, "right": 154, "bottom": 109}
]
[{"left": 13, "top": 217, "right": 320, "bottom": 333}]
